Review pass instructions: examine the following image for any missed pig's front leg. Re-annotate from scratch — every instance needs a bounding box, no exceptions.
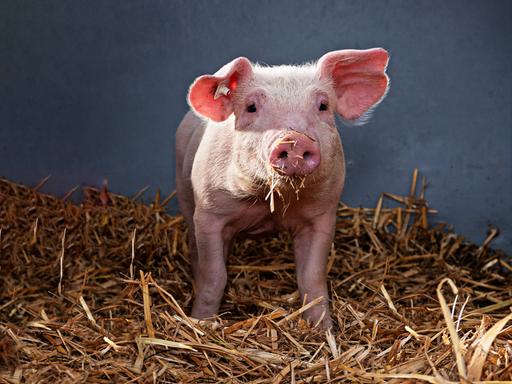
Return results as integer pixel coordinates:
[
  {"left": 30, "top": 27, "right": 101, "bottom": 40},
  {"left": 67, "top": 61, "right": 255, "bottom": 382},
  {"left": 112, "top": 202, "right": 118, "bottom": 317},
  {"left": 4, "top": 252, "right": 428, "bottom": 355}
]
[
  {"left": 191, "top": 211, "right": 228, "bottom": 319},
  {"left": 293, "top": 209, "right": 337, "bottom": 328}
]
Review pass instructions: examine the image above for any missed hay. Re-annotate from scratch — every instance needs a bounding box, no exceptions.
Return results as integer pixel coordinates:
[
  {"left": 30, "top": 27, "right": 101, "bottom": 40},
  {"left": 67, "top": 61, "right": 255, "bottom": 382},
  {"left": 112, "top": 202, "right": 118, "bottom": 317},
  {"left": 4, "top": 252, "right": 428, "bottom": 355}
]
[{"left": 0, "top": 171, "right": 511, "bottom": 383}]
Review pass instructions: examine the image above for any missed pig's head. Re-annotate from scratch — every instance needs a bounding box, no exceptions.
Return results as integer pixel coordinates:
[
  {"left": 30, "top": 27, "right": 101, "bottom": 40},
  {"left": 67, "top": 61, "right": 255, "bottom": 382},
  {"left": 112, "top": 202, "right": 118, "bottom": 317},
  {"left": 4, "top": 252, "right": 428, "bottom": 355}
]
[{"left": 188, "top": 49, "right": 389, "bottom": 198}]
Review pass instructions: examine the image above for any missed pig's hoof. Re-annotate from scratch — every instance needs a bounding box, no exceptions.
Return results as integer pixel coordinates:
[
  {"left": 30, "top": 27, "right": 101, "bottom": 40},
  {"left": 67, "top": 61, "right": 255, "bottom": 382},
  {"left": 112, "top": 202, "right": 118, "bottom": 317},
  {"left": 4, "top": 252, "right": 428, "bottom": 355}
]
[
  {"left": 304, "top": 307, "right": 333, "bottom": 329},
  {"left": 190, "top": 317, "right": 222, "bottom": 330},
  {"left": 191, "top": 303, "right": 220, "bottom": 320},
  {"left": 308, "top": 315, "right": 333, "bottom": 330}
]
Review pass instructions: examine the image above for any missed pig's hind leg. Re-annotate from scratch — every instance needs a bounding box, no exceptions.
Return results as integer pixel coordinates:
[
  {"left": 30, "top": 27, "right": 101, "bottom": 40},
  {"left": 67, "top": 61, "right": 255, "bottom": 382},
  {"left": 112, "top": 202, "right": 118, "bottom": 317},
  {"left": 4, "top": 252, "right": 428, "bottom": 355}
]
[
  {"left": 175, "top": 181, "right": 201, "bottom": 294},
  {"left": 175, "top": 113, "right": 205, "bottom": 294}
]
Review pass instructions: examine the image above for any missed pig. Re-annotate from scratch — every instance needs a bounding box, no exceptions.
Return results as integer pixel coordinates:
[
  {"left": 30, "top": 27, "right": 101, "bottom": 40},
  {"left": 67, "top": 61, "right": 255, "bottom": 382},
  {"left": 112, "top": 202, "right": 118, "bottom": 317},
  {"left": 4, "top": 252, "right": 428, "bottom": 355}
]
[{"left": 175, "top": 48, "right": 389, "bottom": 328}]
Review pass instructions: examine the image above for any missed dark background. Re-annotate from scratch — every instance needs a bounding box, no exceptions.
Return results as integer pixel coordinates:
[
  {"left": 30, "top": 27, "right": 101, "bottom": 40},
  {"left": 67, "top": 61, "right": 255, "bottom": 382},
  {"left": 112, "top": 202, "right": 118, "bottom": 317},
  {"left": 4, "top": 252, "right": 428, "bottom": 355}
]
[{"left": 1, "top": 1, "right": 511, "bottom": 253}]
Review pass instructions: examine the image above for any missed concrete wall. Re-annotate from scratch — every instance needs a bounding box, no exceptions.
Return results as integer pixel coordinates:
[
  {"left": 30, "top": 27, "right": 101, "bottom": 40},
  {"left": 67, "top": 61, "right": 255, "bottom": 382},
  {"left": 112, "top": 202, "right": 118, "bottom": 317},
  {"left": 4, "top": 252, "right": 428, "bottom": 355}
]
[{"left": 1, "top": 1, "right": 510, "bottom": 252}]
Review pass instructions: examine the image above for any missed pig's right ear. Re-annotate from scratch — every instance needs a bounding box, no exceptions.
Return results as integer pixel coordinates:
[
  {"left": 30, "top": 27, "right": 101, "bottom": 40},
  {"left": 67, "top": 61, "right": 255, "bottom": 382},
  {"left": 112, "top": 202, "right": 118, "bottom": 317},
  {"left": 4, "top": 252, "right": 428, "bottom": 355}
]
[{"left": 188, "top": 57, "right": 253, "bottom": 122}]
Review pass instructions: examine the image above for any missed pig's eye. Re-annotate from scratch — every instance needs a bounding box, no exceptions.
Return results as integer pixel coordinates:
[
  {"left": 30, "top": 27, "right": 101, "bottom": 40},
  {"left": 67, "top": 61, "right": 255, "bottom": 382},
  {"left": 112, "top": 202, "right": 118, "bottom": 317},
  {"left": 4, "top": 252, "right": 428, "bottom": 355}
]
[
  {"left": 319, "top": 102, "right": 328, "bottom": 111},
  {"left": 246, "top": 103, "right": 257, "bottom": 113}
]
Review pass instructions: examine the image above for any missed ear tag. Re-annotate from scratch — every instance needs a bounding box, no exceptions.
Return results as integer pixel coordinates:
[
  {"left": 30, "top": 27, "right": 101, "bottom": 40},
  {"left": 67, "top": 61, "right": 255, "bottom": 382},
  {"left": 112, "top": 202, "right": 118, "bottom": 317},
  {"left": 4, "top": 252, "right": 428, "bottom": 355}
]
[{"left": 214, "top": 83, "right": 230, "bottom": 100}]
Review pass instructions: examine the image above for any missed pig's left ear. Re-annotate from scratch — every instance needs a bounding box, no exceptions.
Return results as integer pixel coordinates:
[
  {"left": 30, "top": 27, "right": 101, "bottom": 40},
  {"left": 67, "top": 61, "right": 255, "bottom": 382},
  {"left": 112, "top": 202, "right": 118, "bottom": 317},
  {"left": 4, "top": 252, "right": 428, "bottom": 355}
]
[
  {"left": 188, "top": 57, "right": 253, "bottom": 122},
  {"left": 317, "top": 48, "right": 389, "bottom": 123}
]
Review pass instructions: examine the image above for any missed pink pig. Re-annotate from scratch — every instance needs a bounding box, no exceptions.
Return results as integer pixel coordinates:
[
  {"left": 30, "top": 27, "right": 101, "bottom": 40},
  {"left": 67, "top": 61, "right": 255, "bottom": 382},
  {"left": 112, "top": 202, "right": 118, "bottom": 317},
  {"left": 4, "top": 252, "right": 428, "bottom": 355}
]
[{"left": 176, "top": 48, "right": 389, "bottom": 328}]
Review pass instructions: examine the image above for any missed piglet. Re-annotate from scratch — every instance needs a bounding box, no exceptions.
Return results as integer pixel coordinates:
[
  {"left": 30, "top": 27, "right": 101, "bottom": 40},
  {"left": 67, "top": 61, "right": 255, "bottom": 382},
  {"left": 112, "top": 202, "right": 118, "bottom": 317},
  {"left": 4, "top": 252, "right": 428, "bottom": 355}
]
[{"left": 176, "top": 48, "right": 389, "bottom": 328}]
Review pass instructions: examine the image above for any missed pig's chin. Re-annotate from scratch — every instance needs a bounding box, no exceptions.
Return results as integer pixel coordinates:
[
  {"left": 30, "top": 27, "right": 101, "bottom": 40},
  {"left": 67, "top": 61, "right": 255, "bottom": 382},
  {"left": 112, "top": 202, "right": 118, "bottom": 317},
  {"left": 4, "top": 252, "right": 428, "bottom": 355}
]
[{"left": 268, "top": 169, "right": 310, "bottom": 192}]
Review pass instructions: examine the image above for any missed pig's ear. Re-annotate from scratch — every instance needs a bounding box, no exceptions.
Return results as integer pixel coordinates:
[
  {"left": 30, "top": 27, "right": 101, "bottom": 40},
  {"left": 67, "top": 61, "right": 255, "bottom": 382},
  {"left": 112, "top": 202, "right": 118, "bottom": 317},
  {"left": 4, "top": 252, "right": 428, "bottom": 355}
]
[
  {"left": 317, "top": 48, "right": 389, "bottom": 123},
  {"left": 188, "top": 57, "right": 253, "bottom": 122}
]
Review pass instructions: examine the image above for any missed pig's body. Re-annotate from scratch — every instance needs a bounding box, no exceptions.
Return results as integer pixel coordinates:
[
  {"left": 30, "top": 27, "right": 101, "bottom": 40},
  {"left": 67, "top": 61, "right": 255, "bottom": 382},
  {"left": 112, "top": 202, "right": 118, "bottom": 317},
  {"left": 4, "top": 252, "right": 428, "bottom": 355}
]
[{"left": 176, "top": 50, "right": 389, "bottom": 327}]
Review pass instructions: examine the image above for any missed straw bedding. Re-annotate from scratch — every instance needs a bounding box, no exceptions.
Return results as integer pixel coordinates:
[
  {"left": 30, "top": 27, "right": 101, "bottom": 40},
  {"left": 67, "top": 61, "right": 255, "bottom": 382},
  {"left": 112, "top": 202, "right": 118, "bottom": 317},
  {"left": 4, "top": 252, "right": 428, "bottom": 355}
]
[{"left": 1, "top": 171, "right": 511, "bottom": 383}]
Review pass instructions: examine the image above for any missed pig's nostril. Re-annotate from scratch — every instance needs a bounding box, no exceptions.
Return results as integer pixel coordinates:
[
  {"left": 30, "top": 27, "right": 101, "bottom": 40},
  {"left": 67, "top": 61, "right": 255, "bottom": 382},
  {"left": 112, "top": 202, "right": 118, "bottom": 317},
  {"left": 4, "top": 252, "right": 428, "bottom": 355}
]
[
  {"left": 303, "top": 151, "right": 311, "bottom": 160},
  {"left": 278, "top": 151, "right": 288, "bottom": 159}
]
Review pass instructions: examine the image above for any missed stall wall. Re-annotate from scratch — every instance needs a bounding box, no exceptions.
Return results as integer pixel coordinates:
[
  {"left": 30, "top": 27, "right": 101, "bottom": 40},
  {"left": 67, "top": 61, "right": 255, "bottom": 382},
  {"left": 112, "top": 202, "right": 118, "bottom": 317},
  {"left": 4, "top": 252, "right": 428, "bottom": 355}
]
[{"left": 1, "top": 1, "right": 511, "bottom": 252}]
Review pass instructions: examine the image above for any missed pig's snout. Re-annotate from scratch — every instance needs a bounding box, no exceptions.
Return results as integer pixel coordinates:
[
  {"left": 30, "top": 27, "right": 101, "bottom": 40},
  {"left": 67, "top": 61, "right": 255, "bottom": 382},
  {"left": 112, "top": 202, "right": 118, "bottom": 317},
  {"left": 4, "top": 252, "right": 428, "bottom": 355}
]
[{"left": 269, "top": 133, "right": 320, "bottom": 176}]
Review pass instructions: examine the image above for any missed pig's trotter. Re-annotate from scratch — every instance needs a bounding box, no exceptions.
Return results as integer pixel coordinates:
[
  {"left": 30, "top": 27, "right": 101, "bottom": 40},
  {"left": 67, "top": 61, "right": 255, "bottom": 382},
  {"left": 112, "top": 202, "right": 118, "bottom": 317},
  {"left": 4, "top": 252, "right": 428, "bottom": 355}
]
[
  {"left": 293, "top": 211, "right": 337, "bottom": 329},
  {"left": 192, "top": 269, "right": 227, "bottom": 319},
  {"left": 191, "top": 216, "right": 227, "bottom": 319}
]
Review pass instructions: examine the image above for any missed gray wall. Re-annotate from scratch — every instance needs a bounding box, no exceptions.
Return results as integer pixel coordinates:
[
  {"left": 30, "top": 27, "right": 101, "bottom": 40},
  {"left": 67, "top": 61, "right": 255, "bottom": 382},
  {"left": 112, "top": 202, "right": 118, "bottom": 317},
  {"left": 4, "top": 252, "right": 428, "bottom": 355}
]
[{"left": 1, "top": 1, "right": 511, "bottom": 253}]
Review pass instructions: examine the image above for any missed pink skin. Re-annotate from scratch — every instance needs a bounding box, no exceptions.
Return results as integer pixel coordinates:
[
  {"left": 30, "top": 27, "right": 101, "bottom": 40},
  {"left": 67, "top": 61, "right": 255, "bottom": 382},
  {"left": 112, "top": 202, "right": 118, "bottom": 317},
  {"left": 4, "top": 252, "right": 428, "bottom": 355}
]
[{"left": 176, "top": 49, "right": 389, "bottom": 328}]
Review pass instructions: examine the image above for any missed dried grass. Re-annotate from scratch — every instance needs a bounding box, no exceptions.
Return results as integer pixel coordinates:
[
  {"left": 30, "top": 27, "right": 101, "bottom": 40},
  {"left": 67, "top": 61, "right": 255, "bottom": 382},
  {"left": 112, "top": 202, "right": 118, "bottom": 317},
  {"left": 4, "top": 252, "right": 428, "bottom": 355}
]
[{"left": 1, "top": 171, "right": 511, "bottom": 383}]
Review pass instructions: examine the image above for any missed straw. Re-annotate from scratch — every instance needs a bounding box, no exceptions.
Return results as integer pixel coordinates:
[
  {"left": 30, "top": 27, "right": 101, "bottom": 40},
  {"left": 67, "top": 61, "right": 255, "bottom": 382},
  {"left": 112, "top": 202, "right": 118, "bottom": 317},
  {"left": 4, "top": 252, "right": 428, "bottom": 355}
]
[{"left": 0, "top": 172, "right": 510, "bottom": 383}]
